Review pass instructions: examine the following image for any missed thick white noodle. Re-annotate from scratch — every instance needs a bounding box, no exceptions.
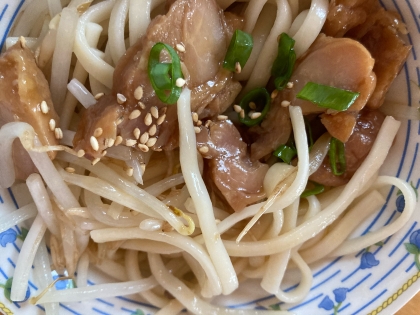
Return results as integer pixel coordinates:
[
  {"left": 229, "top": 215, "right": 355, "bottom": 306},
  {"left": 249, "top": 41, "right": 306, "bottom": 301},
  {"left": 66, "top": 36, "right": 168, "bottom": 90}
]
[
  {"left": 0, "top": 203, "right": 37, "bottom": 233},
  {"left": 129, "top": 0, "right": 152, "bottom": 45},
  {"left": 292, "top": 0, "right": 328, "bottom": 57},
  {"left": 37, "top": 278, "right": 158, "bottom": 303},
  {"left": 109, "top": 0, "right": 129, "bottom": 64},
  {"left": 155, "top": 299, "right": 185, "bottom": 315},
  {"left": 50, "top": 7, "right": 79, "bottom": 114},
  {"left": 47, "top": 0, "right": 62, "bottom": 17},
  {"left": 11, "top": 214, "right": 47, "bottom": 301},
  {"left": 224, "top": 116, "right": 401, "bottom": 256},
  {"left": 177, "top": 88, "right": 237, "bottom": 294},
  {"left": 74, "top": 0, "right": 115, "bottom": 88},
  {"left": 26, "top": 173, "right": 61, "bottom": 237},
  {"left": 148, "top": 253, "right": 292, "bottom": 315},
  {"left": 12, "top": 0, "right": 48, "bottom": 37}
]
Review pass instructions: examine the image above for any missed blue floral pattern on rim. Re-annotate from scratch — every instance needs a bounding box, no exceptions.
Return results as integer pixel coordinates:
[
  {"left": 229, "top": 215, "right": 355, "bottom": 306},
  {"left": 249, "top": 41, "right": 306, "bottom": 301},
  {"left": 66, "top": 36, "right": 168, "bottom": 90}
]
[{"left": 318, "top": 288, "right": 349, "bottom": 314}]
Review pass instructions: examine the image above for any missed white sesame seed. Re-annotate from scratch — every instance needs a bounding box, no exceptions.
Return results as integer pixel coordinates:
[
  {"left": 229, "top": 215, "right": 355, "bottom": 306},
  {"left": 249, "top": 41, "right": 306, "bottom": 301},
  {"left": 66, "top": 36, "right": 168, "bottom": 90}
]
[
  {"left": 138, "top": 102, "right": 146, "bottom": 110},
  {"left": 77, "top": 149, "right": 85, "bottom": 157},
  {"left": 93, "top": 127, "right": 103, "bottom": 137},
  {"left": 54, "top": 128, "right": 63, "bottom": 139},
  {"left": 129, "top": 110, "right": 141, "bottom": 120},
  {"left": 192, "top": 112, "right": 198, "bottom": 123},
  {"left": 146, "top": 137, "right": 157, "bottom": 147},
  {"left": 101, "top": 150, "right": 107, "bottom": 157},
  {"left": 107, "top": 138, "right": 115, "bottom": 147},
  {"left": 144, "top": 113, "right": 152, "bottom": 126},
  {"left": 125, "top": 139, "right": 137, "bottom": 147},
  {"left": 250, "top": 112, "right": 262, "bottom": 119},
  {"left": 94, "top": 93, "right": 104, "bottom": 100},
  {"left": 249, "top": 102, "right": 256, "bottom": 110},
  {"left": 140, "top": 163, "right": 146, "bottom": 173},
  {"left": 235, "top": 62, "right": 241, "bottom": 74},
  {"left": 126, "top": 167, "right": 134, "bottom": 177},
  {"left": 49, "top": 119, "right": 56, "bottom": 131},
  {"left": 149, "top": 124, "right": 157, "bottom": 136},
  {"left": 271, "top": 90, "right": 279, "bottom": 99},
  {"left": 140, "top": 132, "right": 149, "bottom": 144},
  {"left": 116, "top": 117, "right": 124, "bottom": 125},
  {"left": 205, "top": 120, "right": 211, "bottom": 128},
  {"left": 199, "top": 146, "right": 209, "bottom": 154},
  {"left": 194, "top": 126, "right": 201, "bottom": 134},
  {"left": 92, "top": 158, "right": 100, "bottom": 166},
  {"left": 138, "top": 143, "right": 149, "bottom": 152},
  {"left": 133, "top": 128, "right": 141, "bottom": 139},
  {"left": 90, "top": 136, "right": 99, "bottom": 151},
  {"left": 115, "top": 136, "right": 123, "bottom": 146},
  {"left": 286, "top": 82, "right": 294, "bottom": 89},
  {"left": 240, "top": 110, "right": 245, "bottom": 119},
  {"left": 40, "top": 101, "right": 49, "bottom": 114},
  {"left": 154, "top": 148, "right": 162, "bottom": 152},
  {"left": 117, "top": 93, "right": 126, "bottom": 104},
  {"left": 217, "top": 115, "right": 228, "bottom": 121},
  {"left": 233, "top": 105, "right": 242, "bottom": 113},
  {"left": 19, "top": 36, "right": 26, "bottom": 48},
  {"left": 248, "top": 110, "right": 255, "bottom": 118},
  {"left": 281, "top": 100, "right": 290, "bottom": 107},
  {"left": 176, "top": 43, "right": 185, "bottom": 52},
  {"left": 175, "top": 78, "right": 186, "bottom": 87},
  {"left": 157, "top": 114, "right": 166, "bottom": 126},
  {"left": 65, "top": 167, "right": 75, "bottom": 173},
  {"left": 150, "top": 106, "right": 159, "bottom": 119},
  {"left": 197, "top": 120, "right": 202, "bottom": 126},
  {"left": 134, "top": 86, "right": 143, "bottom": 100}
]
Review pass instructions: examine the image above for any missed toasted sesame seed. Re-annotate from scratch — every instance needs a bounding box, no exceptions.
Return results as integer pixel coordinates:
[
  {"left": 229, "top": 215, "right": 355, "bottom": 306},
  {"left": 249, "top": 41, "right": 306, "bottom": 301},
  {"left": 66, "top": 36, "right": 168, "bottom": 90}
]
[
  {"left": 49, "top": 119, "right": 56, "bottom": 131},
  {"left": 281, "top": 100, "right": 290, "bottom": 107},
  {"left": 140, "top": 163, "right": 146, "bottom": 173},
  {"left": 233, "top": 105, "right": 242, "bottom": 113},
  {"left": 126, "top": 167, "right": 134, "bottom": 177},
  {"left": 175, "top": 78, "right": 186, "bottom": 87},
  {"left": 92, "top": 158, "right": 100, "bottom": 165},
  {"left": 197, "top": 120, "right": 202, "bottom": 126},
  {"left": 199, "top": 146, "right": 209, "bottom": 154},
  {"left": 157, "top": 114, "right": 166, "bottom": 125},
  {"left": 54, "top": 128, "right": 63, "bottom": 139},
  {"left": 129, "top": 109, "right": 141, "bottom": 120},
  {"left": 107, "top": 138, "right": 115, "bottom": 147},
  {"left": 19, "top": 36, "right": 26, "bottom": 48},
  {"left": 116, "top": 116, "right": 124, "bottom": 125},
  {"left": 217, "top": 115, "right": 228, "bottom": 121},
  {"left": 90, "top": 136, "right": 99, "bottom": 151},
  {"left": 240, "top": 109, "right": 245, "bottom": 119},
  {"left": 144, "top": 113, "right": 152, "bottom": 126},
  {"left": 150, "top": 106, "right": 159, "bottom": 119},
  {"left": 140, "top": 132, "right": 149, "bottom": 144},
  {"left": 235, "top": 62, "right": 241, "bottom": 74},
  {"left": 101, "top": 150, "right": 107, "bottom": 157},
  {"left": 115, "top": 136, "right": 123, "bottom": 146},
  {"left": 250, "top": 112, "right": 262, "bottom": 119},
  {"left": 205, "top": 120, "right": 212, "bottom": 128},
  {"left": 194, "top": 126, "right": 201, "bottom": 133},
  {"left": 126, "top": 139, "right": 137, "bottom": 147},
  {"left": 271, "top": 90, "right": 279, "bottom": 99},
  {"left": 286, "top": 82, "right": 294, "bottom": 89},
  {"left": 138, "top": 102, "right": 146, "bottom": 110},
  {"left": 65, "top": 167, "right": 75, "bottom": 173},
  {"left": 248, "top": 110, "right": 255, "bottom": 117},
  {"left": 41, "top": 101, "right": 49, "bottom": 114},
  {"left": 94, "top": 93, "right": 104, "bottom": 100},
  {"left": 133, "top": 128, "right": 141, "bottom": 139},
  {"left": 134, "top": 86, "right": 143, "bottom": 100},
  {"left": 117, "top": 93, "right": 126, "bottom": 104},
  {"left": 176, "top": 43, "right": 185, "bottom": 52},
  {"left": 154, "top": 148, "right": 162, "bottom": 152},
  {"left": 249, "top": 102, "right": 256, "bottom": 110},
  {"left": 77, "top": 149, "right": 85, "bottom": 157},
  {"left": 146, "top": 137, "right": 157, "bottom": 147},
  {"left": 138, "top": 143, "right": 149, "bottom": 152},
  {"left": 149, "top": 124, "right": 157, "bottom": 136},
  {"left": 93, "top": 127, "right": 103, "bottom": 137},
  {"left": 192, "top": 112, "right": 198, "bottom": 123}
]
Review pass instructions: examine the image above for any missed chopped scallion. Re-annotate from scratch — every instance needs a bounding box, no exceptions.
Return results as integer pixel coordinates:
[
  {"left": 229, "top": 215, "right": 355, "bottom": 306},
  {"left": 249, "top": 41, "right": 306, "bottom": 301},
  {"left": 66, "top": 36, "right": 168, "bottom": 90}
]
[
  {"left": 329, "top": 137, "right": 346, "bottom": 176},
  {"left": 223, "top": 30, "right": 253, "bottom": 72},
  {"left": 271, "top": 33, "right": 296, "bottom": 90},
  {"left": 238, "top": 88, "right": 270, "bottom": 127},
  {"left": 148, "top": 43, "right": 183, "bottom": 104},
  {"left": 273, "top": 144, "right": 297, "bottom": 164},
  {"left": 296, "top": 82, "right": 360, "bottom": 111},
  {"left": 301, "top": 181, "right": 325, "bottom": 198}
]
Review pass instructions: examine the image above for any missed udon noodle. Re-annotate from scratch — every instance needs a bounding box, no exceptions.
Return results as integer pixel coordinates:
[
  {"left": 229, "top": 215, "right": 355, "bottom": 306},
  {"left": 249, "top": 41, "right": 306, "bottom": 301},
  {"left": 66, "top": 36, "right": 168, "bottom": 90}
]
[{"left": 0, "top": 0, "right": 416, "bottom": 314}]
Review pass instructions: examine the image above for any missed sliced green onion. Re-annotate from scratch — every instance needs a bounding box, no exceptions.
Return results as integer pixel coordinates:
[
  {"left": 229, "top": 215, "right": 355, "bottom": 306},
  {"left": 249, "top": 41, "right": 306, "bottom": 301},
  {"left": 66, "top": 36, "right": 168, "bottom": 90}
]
[
  {"left": 296, "top": 82, "right": 360, "bottom": 111},
  {"left": 273, "top": 144, "right": 297, "bottom": 164},
  {"left": 223, "top": 30, "right": 253, "bottom": 72},
  {"left": 238, "top": 88, "right": 270, "bottom": 127},
  {"left": 271, "top": 33, "right": 296, "bottom": 90},
  {"left": 329, "top": 137, "right": 346, "bottom": 176},
  {"left": 148, "top": 43, "right": 183, "bottom": 104},
  {"left": 301, "top": 181, "right": 325, "bottom": 198}
]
